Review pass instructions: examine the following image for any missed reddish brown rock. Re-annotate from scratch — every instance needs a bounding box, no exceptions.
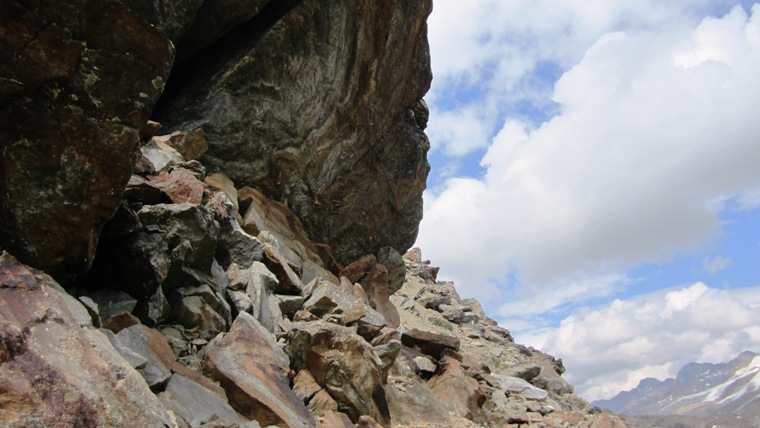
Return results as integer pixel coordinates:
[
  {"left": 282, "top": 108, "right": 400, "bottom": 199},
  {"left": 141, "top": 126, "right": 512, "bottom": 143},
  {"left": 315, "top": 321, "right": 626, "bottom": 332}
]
[
  {"left": 148, "top": 168, "right": 205, "bottom": 204},
  {"left": 242, "top": 187, "right": 327, "bottom": 276},
  {"left": 427, "top": 356, "right": 485, "bottom": 422},
  {"left": 308, "top": 389, "right": 340, "bottom": 416},
  {"left": 293, "top": 369, "right": 323, "bottom": 404},
  {"left": 341, "top": 255, "right": 400, "bottom": 327},
  {"left": 204, "top": 312, "right": 315, "bottom": 427},
  {"left": 0, "top": 253, "right": 171, "bottom": 427},
  {"left": 385, "top": 375, "right": 450, "bottom": 425},
  {"left": 286, "top": 321, "right": 391, "bottom": 426},
  {"left": 0, "top": 0, "right": 174, "bottom": 283}
]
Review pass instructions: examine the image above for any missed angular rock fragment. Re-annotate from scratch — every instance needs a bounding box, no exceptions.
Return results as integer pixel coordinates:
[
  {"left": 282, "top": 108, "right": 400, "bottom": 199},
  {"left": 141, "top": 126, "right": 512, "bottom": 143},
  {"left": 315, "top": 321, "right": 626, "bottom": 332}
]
[
  {"left": 140, "top": 139, "right": 186, "bottom": 173},
  {"left": 115, "top": 324, "right": 225, "bottom": 396},
  {"left": 401, "top": 328, "right": 460, "bottom": 360},
  {"left": 204, "top": 313, "right": 315, "bottom": 427},
  {"left": 427, "top": 356, "right": 486, "bottom": 422},
  {"left": 302, "top": 279, "right": 387, "bottom": 328},
  {"left": 158, "top": 374, "right": 241, "bottom": 427},
  {"left": 385, "top": 375, "right": 450, "bottom": 426},
  {"left": 377, "top": 247, "right": 406, "bottom": 295},
  {"left": 286, "top": 321, "right": 391, "bottom": 426},
  {"left": 153, "top": 128, "right": 208, "bottom": 161},
  {"left": 341, "top": 255, "right": 400, "bottom": 327},
  {"left": 492, "top": 374, "right": 549, "bottom": 401},
  {"left": 226, "top": 262, "right": 283, "bottom": 333},
  {"left": 148, "top": 168, "right": 205, "bottom": 204}
]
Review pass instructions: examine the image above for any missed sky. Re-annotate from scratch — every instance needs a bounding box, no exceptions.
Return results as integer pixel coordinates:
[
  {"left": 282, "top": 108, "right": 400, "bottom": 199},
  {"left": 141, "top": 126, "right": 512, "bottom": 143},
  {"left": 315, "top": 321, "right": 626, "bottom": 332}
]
[{"left": 417, "top": 0, "right": 760, "bottom": 401}]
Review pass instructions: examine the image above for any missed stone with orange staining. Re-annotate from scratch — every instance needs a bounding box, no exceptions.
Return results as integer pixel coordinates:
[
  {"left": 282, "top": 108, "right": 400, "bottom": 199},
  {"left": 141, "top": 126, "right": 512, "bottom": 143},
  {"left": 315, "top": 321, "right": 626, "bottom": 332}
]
[{"left": 204, "top": 312, "right": 315, "bottom": 428}]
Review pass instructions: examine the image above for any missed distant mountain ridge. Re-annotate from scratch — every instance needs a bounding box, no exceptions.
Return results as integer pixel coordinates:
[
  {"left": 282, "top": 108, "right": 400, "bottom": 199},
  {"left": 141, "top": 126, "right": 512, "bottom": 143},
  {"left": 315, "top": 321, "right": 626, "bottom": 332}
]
[{"left": 595, "top": 351, "right": 760, "bottom": 426}]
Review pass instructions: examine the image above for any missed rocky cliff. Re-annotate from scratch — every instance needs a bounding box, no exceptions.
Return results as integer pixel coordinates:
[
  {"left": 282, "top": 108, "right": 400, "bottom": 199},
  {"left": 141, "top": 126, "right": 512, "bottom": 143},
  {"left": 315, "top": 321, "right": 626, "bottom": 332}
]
[{"left": 1, "top": 1, "right": 629, "bottom": 427}]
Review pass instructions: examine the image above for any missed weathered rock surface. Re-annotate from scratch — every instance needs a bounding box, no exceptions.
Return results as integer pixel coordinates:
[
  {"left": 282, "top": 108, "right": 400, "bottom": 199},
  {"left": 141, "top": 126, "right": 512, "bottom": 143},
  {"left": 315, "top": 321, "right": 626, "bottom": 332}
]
[
  {"left": 0, "top": 253, "right": 171, "bottom": 427},
  {"left": 428, "top": 356, "right": 486, "bottom": 422},
  {"left": 204, "top": 312, "right": 315, "bottom": 428},
  {"left": 154, "top": 0, "right": 433, "bottom": 265},
  {"left": 158, "top": 373, "right": 242, "bottom": 427},
  {"left": 0, "top": 1, "right": 174, "bottom": 283},
  {"left": 286, "top": 321, "right": 391, "bottom": 426}
]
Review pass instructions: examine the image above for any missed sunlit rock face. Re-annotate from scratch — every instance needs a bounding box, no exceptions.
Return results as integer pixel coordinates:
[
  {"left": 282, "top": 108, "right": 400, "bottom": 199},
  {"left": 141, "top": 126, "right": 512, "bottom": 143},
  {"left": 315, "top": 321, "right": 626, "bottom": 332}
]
[{"left": 153, "top": 0, "right": 433, "bottom": 265}]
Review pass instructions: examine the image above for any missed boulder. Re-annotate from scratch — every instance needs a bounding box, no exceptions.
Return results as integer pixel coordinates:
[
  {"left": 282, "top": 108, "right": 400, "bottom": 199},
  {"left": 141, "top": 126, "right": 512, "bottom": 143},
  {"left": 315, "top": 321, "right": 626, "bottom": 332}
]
[
  {"left": 377, "top": 247, "right": 406, "bottom": 295},
  {"left": 168, "top": 284, "right": 230, "bottom": 334},
  {"left": 139, "top": 138, "right": 186, "bottom": 173},
  {"left": 341, "top": 255, "right": 400, "bottom": 327},
  {"left": 123, "top": 175, "right": 166, "bottom": 205},
  {"left": 258, "top": 231, "right": 305, "bottom": 295},
  {"left": 0, "top": 253, "right": 172, "bottom": 427},
  {"left": 427, "top": 356, "right": 485, "bottom": 422},
  {"left": 226, "top": 262, "right": 283, "bottom": 333},
  {"left": 99, "top": 329, "right": 149, "bottom": 370},
  {"left": 204, "top": 312, "right": 315, "bottom": 427},
  {"left": 115, "top": 324, "right": 225, "bottom": 396},
  {"left": 439, "top": 303, "right": 479, "bottom": 325},
  {"left": 240, "top": 188, "right": 331, "bottom": 283},
  {"left": 84, "top": 203, "right": 220, "bottom": 324},
  {"left": 491, "top": 374, "right": 549, "bottom": 401},
  {"left": 148, "top": 168, "right": 206, "bottom": 204},
  {"left": 401, "top": 328, "right": 460, "bottom": 360},
  {"left": 301, "top": 279, "right": 387, "bottom": 328},
  {"left": 212, "top": 194, "right": 264, "bottom": 270},
  {"left": 206, "top": 172, "right": 239, "bottom": 211},
  {"left": 158, "top": 374, "right": 242, "bottom": 427},
  {"left": 293, "top": 369, "right": 323, "bottom": 405},
  {"left": 385, "top": 376, "right": 450, "bottom": 426},
  {"left": 286, "top": 321, "right": 391, "bottom": 426},
  {"left": 414, "top": 286, "right": 453, "bottom": 310},
  {"left": 0, "top": 0, "right": 174, "bottom": 283},
  {"left": 153, "top": 0, "right": 433, "bottom": 266}
]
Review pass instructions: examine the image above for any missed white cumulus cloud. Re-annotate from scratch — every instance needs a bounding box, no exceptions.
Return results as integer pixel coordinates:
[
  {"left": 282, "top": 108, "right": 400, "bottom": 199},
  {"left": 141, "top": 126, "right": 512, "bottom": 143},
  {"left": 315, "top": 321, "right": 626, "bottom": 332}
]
[{"left": 418, "top": 5, "right": 760, "bottom": 315}]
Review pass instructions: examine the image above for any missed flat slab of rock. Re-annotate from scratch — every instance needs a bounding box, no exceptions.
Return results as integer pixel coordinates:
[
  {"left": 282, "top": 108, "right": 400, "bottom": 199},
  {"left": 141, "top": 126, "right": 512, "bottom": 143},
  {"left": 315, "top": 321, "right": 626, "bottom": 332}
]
[
  {"left": 0, "top": 253, "right": 171, "bottom": 427},
  {"left": 204, "top": 312, "right": 315, "bottom": 428},
  {"left": 401, "top": 328, "right": 460, "bottom": 360},
  {"left": 158, "top": 374, "right": 241, "bottom": 427},
  {"left": 491, "top": 374, "right": 548, "bottom": 401},
  {"left": 116, "top": 324, "right": 225, "bottom": 396}
]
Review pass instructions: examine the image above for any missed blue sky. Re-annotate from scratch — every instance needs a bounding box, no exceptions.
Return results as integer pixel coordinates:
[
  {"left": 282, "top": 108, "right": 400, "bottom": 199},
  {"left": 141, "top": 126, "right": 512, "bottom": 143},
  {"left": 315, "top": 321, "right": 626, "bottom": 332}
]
[{"left": 417, "top": 0, "right": 760, "bottom": 400}]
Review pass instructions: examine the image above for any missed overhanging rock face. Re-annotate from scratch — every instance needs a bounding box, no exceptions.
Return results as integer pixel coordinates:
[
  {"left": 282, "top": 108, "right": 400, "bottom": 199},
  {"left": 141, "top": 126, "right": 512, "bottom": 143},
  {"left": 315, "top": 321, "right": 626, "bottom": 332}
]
[{"left": 154, "top": 0, "right": 433, "bottom": 265}]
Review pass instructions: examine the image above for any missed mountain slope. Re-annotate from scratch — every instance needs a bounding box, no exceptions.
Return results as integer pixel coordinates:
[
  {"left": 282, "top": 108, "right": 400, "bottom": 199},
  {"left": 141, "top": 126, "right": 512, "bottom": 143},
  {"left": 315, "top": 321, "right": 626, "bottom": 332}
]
[{"left": 595, "top": 351, "right": 760, "bottom": 425}]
